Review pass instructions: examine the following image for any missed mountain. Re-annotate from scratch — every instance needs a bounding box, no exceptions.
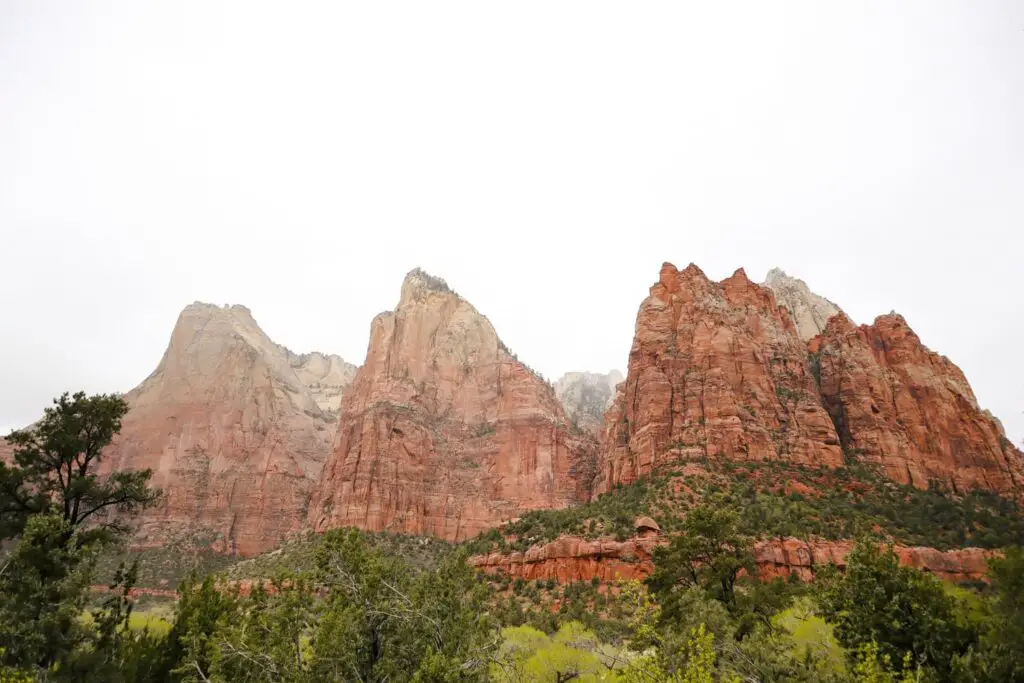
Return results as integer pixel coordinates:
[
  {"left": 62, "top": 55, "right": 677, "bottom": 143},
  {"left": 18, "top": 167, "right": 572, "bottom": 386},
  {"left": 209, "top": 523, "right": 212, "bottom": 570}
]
[
  {"left": 598, "top": 263, "right": 844, "bottom": 491},
  {"left": 598, "top": 262, "right": 1023, "bottom": 499},
  {"left": 307, "top": 269, "right": 598, "bottom": 541},
  {"left": 285, "top": 351, "right": 358, "bottom": 418},
  {"left": 102, "top": 303, "right": 343, "bottom": 555},
  {"left": 554, "top": 370, "right": 624, "bottom": 436},
  {"left": 763, "top": 268, "right": 844, "bottom": 341},
  {"left": 813, "top": 312, "right": 1024, "bottom": 495}
]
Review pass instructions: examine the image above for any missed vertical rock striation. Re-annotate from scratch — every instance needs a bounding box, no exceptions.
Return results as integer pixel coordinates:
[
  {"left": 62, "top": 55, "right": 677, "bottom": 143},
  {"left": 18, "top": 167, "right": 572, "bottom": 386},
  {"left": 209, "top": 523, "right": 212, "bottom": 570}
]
[
  {"left": 308, "top": 269, "right": 597, "bottom": 542},
  {"left": 813, "top": 312, "right": 1024, "bottom": 495},
  {"left": 597, "top": 263, "right": 843, "bottom": 492},
  {"left": 103, "top": 303, "right": 338, "bottom": 555}
]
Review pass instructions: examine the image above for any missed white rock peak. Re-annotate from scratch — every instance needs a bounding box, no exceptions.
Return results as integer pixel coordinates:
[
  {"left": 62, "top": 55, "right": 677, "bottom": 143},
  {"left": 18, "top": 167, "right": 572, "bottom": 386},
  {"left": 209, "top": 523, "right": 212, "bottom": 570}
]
[{"left": 763, "top": 268, "right": 846, "bottom": 341}]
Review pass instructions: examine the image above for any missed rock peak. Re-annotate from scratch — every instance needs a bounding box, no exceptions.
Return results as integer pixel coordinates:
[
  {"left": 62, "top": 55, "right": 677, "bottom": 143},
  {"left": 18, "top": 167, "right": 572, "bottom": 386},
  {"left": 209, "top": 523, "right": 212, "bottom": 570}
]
[{"left": 762, "top": 269, "right": 845, "bottom": 341}]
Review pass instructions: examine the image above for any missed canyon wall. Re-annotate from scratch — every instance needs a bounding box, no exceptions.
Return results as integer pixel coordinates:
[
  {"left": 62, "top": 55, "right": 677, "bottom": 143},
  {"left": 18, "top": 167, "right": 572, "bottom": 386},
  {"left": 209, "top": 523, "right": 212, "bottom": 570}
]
[
  {"left": 308, "top": 269, "right": 597, "bottom": 542},
  {"left": 813, "top": 312, "right": 1024, "bottom": 495},
  {"left": 102, "top": 303, "right": 341, "bottom": 555},
  {"left": 470, "top": 533, "right": 993, "bottom": 585},
  {"left": 598, "top": 263, "right": 843, "bottom": 492}
]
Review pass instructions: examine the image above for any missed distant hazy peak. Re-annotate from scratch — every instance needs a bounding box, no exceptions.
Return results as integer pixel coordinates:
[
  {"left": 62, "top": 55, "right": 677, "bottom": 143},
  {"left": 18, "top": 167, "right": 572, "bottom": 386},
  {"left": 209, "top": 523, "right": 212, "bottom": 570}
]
[
  {"left": 763, "top": 269, "right": 845, "bottom": 341},
  {"left": 554, "top": 370, "right": 624, "bottom": 436}
]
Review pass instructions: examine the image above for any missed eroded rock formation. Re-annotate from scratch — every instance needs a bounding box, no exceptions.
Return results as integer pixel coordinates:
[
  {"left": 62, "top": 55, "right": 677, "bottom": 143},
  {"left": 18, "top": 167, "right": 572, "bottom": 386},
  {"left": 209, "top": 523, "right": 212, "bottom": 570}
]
[
  {"left": 308, "top": 269, "right": 597, "bottom": 542},
  {"left": 286, "top": 351, "right": 358, "bottom": 418},
  {"left": 470, "top": 534, "right": 993, "bottom": 584},
  {"left": 598, "top": 263, "right": 843, "bottom": 491},
  {"left": 103, "top": 303, "right": 337, "bottom": 555},
  {"left": 763, "top": 268, "right": 844, "bottom": 341},
  {"left": 813, "top": 312, "right": 1024, "bottom": 495},
  {"left": 554, "top": 370, "right": 624, "bottom": 436}
]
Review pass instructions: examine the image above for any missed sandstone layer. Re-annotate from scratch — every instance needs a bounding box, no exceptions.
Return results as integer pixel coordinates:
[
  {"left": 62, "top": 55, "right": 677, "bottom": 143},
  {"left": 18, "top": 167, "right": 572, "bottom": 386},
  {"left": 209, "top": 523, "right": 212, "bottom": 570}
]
[
  {"left": 598, "top": 263, "right": 843, "bottom": 491},
  {"left": 470, "top": 534, "right": 993, "bottom": 584},
  {"left": 763, "top": 268, "right": 844, "bottom": 342},
  {"left": 813, "top": 313, "right": 1024, "bottom": 495},
  {"left": 308, "top": 269, "right": 597, "bottom": 542},
  {"left": 554, "top": 370, "right": 624, "bottom": 436},
  {"left": 103, "top": 303, "right": 338, "bottom": 555}
]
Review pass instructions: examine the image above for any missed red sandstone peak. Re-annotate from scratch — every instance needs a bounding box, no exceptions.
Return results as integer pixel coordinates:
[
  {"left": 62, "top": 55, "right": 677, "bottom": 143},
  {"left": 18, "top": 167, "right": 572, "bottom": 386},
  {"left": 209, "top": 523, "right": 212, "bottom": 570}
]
[
  {"left": 308, "top": 268, "right": 597, "bottom": 542},
  {"left": 598, "top": 264, "right": 844, "bottom": 491},
  {"left": 815, "top": 309, "right": 1023, "bottom": 494},
  {"left": 102, "top": 302, "right": 344, "bottom": 555}
]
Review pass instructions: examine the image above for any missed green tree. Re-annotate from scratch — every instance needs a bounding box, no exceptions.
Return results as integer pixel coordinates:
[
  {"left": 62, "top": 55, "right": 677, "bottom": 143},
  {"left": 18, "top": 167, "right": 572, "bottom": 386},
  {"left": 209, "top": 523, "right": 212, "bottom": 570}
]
[
  {"left": 0, "top": 392, "right": 157, "bottom": 544},
  {"left": 954, "top": 546, "right": 1024, "bottom": 682},
  {"left": 816, "top": 539, "right": 975, "bottom": 677},
  {"left": 490, "top": 622, "right": 613, "bottom": 683},
  {"left": 0, "top": 392, "right": 159, "bottom": 675},
  {"left": 647, "top": 506, "right": 755, "bottom": 610}
]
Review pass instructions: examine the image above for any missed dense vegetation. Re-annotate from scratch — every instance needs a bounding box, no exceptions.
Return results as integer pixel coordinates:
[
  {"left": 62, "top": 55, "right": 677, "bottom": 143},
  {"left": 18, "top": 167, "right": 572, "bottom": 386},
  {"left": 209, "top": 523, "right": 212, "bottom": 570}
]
[
  {"left": 2, "top": 391, "right": 1024, "bottom": 681},
  {"left": 467, "top": 459, "right": 1024, "bottom": 554}
]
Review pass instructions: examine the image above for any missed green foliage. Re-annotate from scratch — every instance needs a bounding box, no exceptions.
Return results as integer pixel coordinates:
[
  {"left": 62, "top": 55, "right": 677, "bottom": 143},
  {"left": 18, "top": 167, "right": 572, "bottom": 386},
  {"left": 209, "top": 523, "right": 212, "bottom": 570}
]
[
  {"left": 0, "top": 392, "right": 158, "bottom": 545},
  {"left": 166, "top": 529, "right": 494, "bottom": 682},
  {"left": 464, "top": 460, "right": 1024, "bottom": 560},
  {"left": 465, "top": 477, "right": 659, "bottom": 554},
  {"left": 491, "top": 621, "right": 613, "bottom": 682},
  {"left": 648, "top": 507, "right": 754, "bottom": 609},
  {"left": 0, "top": 391, "right": 162, "bottom": 678},
  {"left": 816, "top": 539, "right": 977, "bottom": 678}
]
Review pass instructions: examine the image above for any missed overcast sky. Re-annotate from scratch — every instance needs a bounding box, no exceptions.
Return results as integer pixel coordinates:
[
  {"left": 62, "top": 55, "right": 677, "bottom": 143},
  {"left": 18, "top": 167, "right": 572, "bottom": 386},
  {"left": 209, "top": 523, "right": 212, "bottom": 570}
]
[{"left": 1, "top": 1, "right": 1021, "bottom": 444}]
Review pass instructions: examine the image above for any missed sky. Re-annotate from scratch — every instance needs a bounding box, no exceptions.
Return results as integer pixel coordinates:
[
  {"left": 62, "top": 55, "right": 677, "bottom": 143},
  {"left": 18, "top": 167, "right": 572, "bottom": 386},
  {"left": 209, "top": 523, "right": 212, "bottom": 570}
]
[{"left": 0, "top": 1, "right": 1022, "bottom": 444}]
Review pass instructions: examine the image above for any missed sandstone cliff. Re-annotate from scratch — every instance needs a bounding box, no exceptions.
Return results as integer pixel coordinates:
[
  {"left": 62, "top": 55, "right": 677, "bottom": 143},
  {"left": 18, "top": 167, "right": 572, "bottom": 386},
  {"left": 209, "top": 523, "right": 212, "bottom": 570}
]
[
  {"left": 554, "top": 370, "right": 624, "bottom": 436},
  {"left": 103, "top": 303, "right": 338, "bottom": 555},
  {"left": 470, "top": 533, "right": 993, "bottom": 584},
  {"left": 285, "top": 351, "right": 358, "bottom": 418},
  {"left": 763, "top": 268, "right": 844, "bottom": 341},
  {"left": 598, "top": 263, "right": 843, "bottom": 491},
  {"left": 308, "top": 269, "right": 597, "bottom": 542},
  {"left": 813, "top": 312, "right": 1024, "bottom": 495}
]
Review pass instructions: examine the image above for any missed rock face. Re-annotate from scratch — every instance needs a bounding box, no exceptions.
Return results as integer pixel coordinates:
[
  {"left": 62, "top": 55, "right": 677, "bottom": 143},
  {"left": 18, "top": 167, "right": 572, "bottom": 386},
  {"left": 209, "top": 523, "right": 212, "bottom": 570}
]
[
  {"left": 308, "top": 269, "right": 598, "bottom": 542},
  {"left": 763, "top": 268, "right": 844, "bottom": 341},
  {"left": 554, "top": 370, "right": 624, "bottom": 436},
  {"left": 470, "top": 534, "right": 993, "bottom": 585},
  {"left": 285, "top": 351, "right": 358, "bottom": 418},
  {"left": 813, "top": 312, "right": 1024, "bottom": 495},
  {"left": 103, "top": 303, "right": 337, "bottom": 555},
  {"left": 598, "top": 263, "right": 843, "bottom": 492}
]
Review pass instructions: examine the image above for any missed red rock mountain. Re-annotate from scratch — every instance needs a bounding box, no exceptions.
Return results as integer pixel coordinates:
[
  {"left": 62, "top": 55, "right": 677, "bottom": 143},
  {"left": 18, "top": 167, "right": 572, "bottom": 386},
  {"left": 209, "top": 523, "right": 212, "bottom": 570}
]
[
  {"left": 308, "top": 269, "right": 597, "bottom": 541},
  {"left": 813, "top": 312, "right": 1024, "bottom": 495},
  {"left": 598, "top": 263, "right": 843, "bottom": 492},
  {"left": 599, "top": 262, "right": 1023, "bottom": 500},
  {"left": 103, "top": 303, "right": 354, "bottom": 555}
]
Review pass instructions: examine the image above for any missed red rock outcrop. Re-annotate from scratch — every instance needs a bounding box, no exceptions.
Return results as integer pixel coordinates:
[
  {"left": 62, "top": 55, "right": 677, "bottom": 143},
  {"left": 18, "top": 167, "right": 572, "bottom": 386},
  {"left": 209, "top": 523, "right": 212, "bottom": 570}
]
[
  {"left": 308, "top": 269, "right": 597, "bottom": 542},
  {"left": 470, "top": 535, "right": 994, "bottom": 584},
  {"left": 813, "top": 313, "right": 1024, "bottom": 495},
  {"left": 598, "top": 263, "right": 843, "bottom": 491},
  {"left": 102, "top": 303, "right": 339, "bottom": 555}
]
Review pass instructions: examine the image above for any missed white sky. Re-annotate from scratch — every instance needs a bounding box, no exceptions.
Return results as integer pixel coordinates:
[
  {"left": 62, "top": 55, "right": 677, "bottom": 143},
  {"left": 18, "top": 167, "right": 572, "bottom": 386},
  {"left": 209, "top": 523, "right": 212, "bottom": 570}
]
[{"left": 1, "top": 1, "right": 1022, "bottom": 444}]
